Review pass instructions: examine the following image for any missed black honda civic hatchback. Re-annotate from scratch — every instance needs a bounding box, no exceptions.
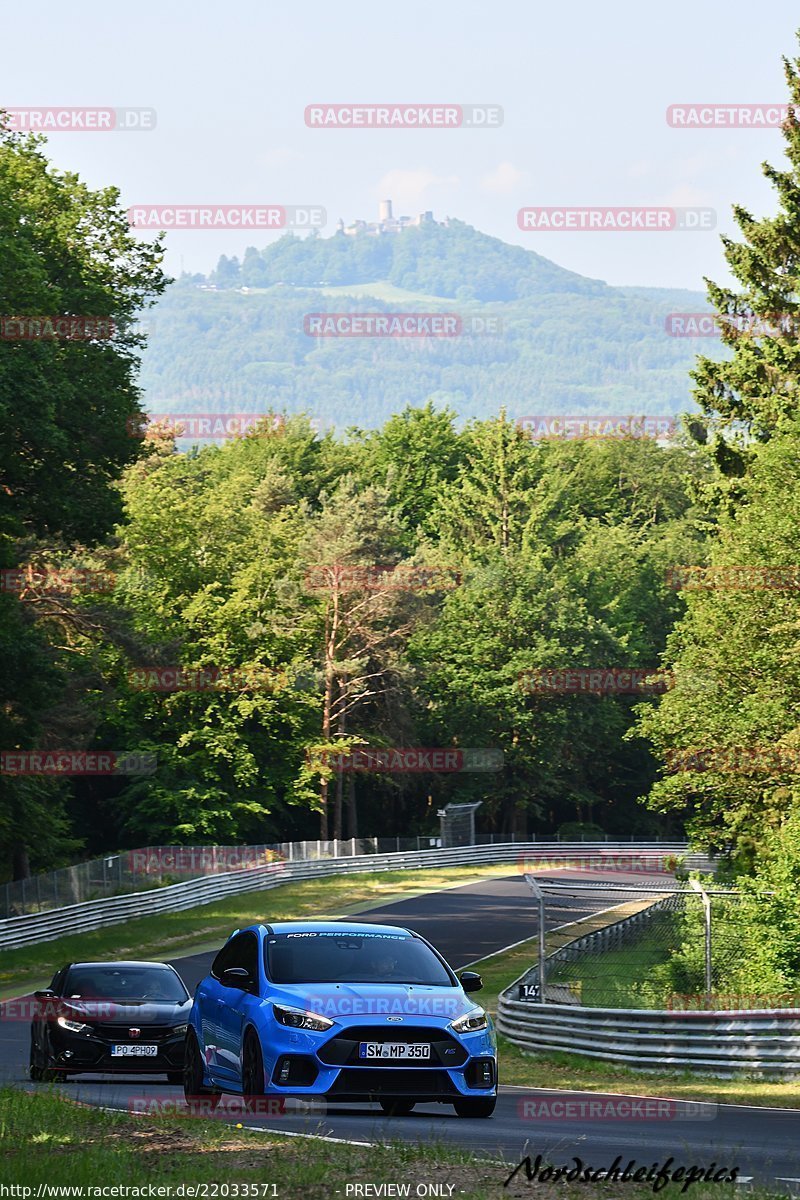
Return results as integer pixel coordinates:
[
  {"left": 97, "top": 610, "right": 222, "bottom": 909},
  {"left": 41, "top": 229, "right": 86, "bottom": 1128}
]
[{"left": 29, "top": 960, "right": 191, "bottom": 1082}]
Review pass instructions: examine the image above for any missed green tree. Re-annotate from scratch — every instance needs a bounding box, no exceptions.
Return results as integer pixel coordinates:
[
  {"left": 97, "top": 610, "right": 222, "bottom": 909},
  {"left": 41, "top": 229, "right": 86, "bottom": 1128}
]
[
  {"left": 409, "top": 551, "right": 627, "bottom": 835},
  {"left": 300, "top": 477, "right": 420, "bottom": 839},
  {"left": 690, "top": 41, "right": 800, "bottom": 475},
  {"left": 0, "top": 126, "right": 167, "bottom": 546},
  {"left": 634, "top": 420, "right": 800, "bottom": 855},
  {"left": 355, "top": 402, "right": 464, "bottom": 539},
  {"left": 0, "top": 126, "right": 166, "bottom": 878},
  {"left": 103, "top": 421, "right": 323, "bottom": 844},
  {"left": 433, "top": 411, "right": 542, "bottom": 555}
]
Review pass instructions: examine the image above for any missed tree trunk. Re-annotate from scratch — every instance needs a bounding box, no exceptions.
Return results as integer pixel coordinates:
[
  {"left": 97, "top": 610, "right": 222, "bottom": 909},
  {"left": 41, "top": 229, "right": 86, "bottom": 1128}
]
[
  {"left": 333, "top": 682, "right": 345, "bottom": 841},
  {"left": 12, "top": 842, "right": 31, "bottom": 882},
  {"left": 347, "top": 772, "right": 358, "bottom": 841},
  {"left": 319, "top": 668, "right": 331, "bottom": 839},
  {"left": 319, "top": 587, "right": 341, "bottom": 840}
]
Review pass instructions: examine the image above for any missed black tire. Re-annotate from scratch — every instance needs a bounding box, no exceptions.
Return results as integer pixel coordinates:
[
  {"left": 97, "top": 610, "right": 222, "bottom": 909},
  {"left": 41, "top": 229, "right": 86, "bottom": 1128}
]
[
  {"left": 29, "top": 1036, "right": 43, "bottom": 1082},
  {"left": 29, "top": 1035, "right": 59, "bottom": 1083},
  {"left": 453, "top": 1095, "right": 496, "bottom": 1118},
  {"left": 241, "top": 1030, "right": 266, "bottom": 1112},
  {"left": 379, "top": 1098, "right": 415, "bottom": 1116},
  {"left": 166, "top": 1071, "right": 183, "bottom": 1085},
  {"left": 183, "top": 1031, "right": 221, "bottom": 1111}
]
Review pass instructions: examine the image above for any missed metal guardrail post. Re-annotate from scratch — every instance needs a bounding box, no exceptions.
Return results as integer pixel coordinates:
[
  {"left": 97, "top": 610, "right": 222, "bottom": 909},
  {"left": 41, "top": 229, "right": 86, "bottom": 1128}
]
[
  {"left": 689, "top": 878, "right": 713, "bottom": 1002},
  {"left": 524, "top": 873, "right": 547, "bottom": 1003}
]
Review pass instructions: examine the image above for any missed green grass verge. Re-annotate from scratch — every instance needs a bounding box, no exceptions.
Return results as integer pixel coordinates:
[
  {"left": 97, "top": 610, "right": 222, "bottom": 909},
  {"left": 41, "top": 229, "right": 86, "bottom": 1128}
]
[
  {"left": 311, "top": 280, "right": 449, "bottom": 304},
  {"left": 466, "top": 932, "right": 800, "bottom": 1109},
  {"left": 0, "top": 865, "right": 509, "bottom": 997},
  {"left": 0, "top": 1087, "right": 779, "bottom": 1199},
  {"left": 545, "top": 929, "right": 675, "bottom": 1009},
  {"left": 0, "top": 1086, "right": 486, "bottom": 1193}
]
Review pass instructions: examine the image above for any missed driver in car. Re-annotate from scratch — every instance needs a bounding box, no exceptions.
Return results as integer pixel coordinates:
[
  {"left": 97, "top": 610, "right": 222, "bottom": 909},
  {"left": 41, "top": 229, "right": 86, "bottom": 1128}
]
[
  {"left": 141, "top": 974, "right": 174, "bottom": 1000},
  {"left": 368, "top": 945, "right": 405, "bottom": 980}
]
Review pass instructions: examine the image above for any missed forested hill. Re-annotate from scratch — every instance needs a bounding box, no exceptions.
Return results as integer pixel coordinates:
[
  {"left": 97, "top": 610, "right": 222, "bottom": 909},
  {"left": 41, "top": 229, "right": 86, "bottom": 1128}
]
[
  {"left": 138, "top": 220, "right": 714, "bottom": 430},
  {"left": 209, "top": 219, "right": 604, "bottom": 299}
]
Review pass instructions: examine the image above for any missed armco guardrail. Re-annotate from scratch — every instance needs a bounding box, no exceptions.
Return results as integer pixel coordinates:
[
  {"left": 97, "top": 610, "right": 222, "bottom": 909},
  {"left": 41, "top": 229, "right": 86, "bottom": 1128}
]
[
  {"left": 496, "top": 997, "right": 800, "bottom": 1076},
  {"left": 0, "top": 841, "right": 699, "bottom": 951},
  {"left": 496, "top": 894, "right": 800, "bottom": 1077},
  {"left": 0, "top": 834, "right": 685, "bottom": 918}
]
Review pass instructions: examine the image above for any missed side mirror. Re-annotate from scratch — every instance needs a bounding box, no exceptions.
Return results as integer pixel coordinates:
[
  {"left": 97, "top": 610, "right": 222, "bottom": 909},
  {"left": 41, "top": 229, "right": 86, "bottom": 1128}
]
[
  {"left": 221, "top": 967, "right": 252, "bottom": 990},
  {"left": 34, "top": 990, "right": 56, "bottom": 1000},
  {"left": 459, "top": 971, "right": 483, "bottom": 993}
]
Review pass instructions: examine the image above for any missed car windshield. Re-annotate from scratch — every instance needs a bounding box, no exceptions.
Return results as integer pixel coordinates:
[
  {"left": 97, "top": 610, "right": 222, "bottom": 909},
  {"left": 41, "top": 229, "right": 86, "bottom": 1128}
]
[
  {"left": 63, "top": 966, "right": 189, "bottom": 1003},
  {"left": 265, "top": 931, "right": 455, "bottom": 985}
]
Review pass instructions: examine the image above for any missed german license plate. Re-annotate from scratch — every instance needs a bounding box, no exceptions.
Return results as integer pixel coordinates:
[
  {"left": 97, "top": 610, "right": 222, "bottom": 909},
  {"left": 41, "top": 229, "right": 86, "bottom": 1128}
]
[
  {"left": 110, "top": 1044, "right": 158, "bottom": 1057},
  {"left": 358, "top": 1042, "right": 430, "bottom": 1060}
]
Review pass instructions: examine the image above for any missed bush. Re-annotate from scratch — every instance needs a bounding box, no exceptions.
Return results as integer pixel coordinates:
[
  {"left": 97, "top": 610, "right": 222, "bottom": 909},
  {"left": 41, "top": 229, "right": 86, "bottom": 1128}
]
[{"left": 557, "top": 821, "right": 606, "bottom": 841}]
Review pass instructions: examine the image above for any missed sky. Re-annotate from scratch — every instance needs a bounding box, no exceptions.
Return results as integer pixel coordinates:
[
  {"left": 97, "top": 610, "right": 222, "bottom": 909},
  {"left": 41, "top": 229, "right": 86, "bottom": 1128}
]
[{"left": 3, "top": 0, "right": 799, "bottom": 291}]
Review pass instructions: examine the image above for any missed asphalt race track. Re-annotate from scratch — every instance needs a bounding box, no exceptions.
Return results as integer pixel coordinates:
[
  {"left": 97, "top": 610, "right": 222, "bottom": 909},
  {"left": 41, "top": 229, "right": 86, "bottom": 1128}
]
[{"left": 4, "top": 872, "right": 800, "bottom": 1187}]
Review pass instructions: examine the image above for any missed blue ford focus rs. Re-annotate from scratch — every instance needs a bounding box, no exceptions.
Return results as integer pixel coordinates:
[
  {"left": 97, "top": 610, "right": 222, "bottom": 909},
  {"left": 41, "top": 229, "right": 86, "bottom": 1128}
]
[{"left": 185, "top": 920, "right": 497, "bottom": 1117}]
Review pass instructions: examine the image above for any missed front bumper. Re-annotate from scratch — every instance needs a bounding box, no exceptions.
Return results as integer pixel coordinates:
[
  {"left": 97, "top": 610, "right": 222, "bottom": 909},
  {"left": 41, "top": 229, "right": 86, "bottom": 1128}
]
[
  {"left": 243, "top": 1019, "right": 497, "bottom": 1101},
  {"left": 44, "top": 1025, "right": 185, "bottom": 1074}
]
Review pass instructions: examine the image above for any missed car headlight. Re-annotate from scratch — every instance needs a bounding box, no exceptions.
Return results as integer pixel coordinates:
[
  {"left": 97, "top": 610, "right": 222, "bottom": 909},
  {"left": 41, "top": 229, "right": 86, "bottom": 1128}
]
[
  {"left": 173, "top": 1024, "right": 188, "bottom": 1036},
  {"left": 272, "top": 1003, "right": 333, "bottom": 1032},
  {"left": 57, "top": 1016, "right": 90, "bottom": 1033},
  {"left": 451, "top": 1008, "right": 488, "bottom": 1034}
]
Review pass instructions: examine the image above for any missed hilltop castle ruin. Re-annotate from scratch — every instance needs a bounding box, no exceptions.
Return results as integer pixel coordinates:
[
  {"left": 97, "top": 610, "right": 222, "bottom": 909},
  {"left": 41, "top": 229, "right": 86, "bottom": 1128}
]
[{"left": 337, "top": 199, "right": 442, "bottom": 237}]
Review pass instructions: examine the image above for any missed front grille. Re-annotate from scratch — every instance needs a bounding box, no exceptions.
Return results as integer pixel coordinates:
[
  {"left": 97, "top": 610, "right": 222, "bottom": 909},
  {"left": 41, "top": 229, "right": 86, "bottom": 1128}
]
[
  {"left": 92, "top": 1024, "right": 177, "bottom": 1041},
  {"left": 328, "top": 1068, "right": 458, "bottom": 1097},
  {"left": 319, "top": 1025, "right": 467, "bottom": 1068}
]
